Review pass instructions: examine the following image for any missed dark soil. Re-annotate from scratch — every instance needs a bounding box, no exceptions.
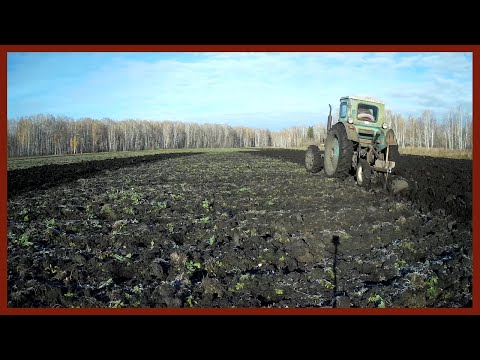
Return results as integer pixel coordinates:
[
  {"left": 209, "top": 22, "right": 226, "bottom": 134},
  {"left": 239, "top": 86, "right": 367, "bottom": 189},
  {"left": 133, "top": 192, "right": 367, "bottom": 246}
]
[
  {"left": 247, "top": 148, "right": 472, "bottom": 224},
  {"left": 8, "top": 152, "right": 201, "bottom": 198},
  {"left": 7, "top": 150, "right": 472, "bottom": 308}
]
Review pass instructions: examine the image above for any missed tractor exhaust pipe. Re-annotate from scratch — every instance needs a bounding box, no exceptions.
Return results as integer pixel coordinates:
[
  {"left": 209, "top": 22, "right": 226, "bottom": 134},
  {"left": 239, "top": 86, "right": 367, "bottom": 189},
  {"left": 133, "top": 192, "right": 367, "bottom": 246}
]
[{"left": 327, "top": 104, "right": 333, "bottom": 131}]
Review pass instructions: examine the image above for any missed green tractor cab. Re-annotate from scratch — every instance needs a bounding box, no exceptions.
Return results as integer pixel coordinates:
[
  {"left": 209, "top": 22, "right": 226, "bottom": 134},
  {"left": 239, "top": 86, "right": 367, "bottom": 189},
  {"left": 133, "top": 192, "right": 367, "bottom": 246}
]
[{"left": 306, "top": 95, "right": 404, "bottom": 190}]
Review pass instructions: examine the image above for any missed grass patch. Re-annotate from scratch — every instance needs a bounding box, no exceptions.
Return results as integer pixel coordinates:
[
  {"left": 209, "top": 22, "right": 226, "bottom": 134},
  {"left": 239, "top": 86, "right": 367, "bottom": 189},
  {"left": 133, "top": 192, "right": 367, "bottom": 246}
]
[
  {"left": 399, "top": 147, "right": 472, "bottom": 160},
  {"left": 7, "top": 147, "right": 257, "bottom": 171}
]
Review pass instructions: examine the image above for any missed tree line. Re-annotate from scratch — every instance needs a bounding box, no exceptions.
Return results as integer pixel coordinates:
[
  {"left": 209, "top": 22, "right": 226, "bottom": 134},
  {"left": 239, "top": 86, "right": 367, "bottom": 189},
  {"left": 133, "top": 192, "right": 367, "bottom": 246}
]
[
  {"left": 7, "top": 105, "right": 472, "bottom": 157},
  {"left": 386, "top": 107, "right": 472, "bottom": 150},
  {"left": 7, "top": 116, "right": 273, "bottom": 157}
]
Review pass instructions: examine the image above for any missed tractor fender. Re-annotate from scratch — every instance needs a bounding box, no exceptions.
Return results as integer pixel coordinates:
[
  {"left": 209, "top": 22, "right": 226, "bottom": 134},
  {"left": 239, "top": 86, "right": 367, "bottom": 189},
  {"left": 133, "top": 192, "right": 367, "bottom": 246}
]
[
  {"left": 376, "top": 129, "right": 398, "bottom": 153},
  {"left": 336, "top": 122, "right": 359, "bottom": 142}
]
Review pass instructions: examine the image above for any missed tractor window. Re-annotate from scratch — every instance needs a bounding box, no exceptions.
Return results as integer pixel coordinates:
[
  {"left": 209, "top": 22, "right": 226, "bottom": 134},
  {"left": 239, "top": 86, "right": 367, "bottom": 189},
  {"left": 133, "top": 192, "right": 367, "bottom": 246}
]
[
  {"left": 340, "top": 102, "right": 347, "bottom": 118},
  {"left": 357, "top": 103, "right": 378, "bottom": 122}
]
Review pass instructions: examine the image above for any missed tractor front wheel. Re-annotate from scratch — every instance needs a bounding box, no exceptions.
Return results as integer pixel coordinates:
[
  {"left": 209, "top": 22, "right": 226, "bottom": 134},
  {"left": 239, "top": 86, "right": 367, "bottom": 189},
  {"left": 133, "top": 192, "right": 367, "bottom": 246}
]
[
  {"left": 305, "top": 145, "right": 323, "bottom": 173},
  {"left": 324, "top": 123, "right": 354, "bottom": 179},
  {"left": 356, "top": 159, "right": 372, "bottom": 188}
]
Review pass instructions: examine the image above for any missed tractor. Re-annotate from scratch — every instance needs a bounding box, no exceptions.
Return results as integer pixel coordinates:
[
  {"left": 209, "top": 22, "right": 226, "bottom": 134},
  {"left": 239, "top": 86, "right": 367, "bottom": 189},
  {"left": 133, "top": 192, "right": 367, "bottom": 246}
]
[{"left": 305, "top": 95, "right": 405, "bottom": 190}]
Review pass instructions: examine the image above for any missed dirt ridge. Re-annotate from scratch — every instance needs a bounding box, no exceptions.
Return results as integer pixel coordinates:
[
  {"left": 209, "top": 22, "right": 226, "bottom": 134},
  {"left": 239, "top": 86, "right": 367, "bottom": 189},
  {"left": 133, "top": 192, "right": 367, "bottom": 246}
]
[{"left": 8, "top": 152, "right": 201, "bottom": 198}]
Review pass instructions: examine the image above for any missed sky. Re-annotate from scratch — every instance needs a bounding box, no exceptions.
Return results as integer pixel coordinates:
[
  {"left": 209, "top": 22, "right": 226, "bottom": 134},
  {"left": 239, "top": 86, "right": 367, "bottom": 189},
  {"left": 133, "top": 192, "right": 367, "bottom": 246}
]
[{"left": 7, "top": 52, "right": 472, "bottom": 131}]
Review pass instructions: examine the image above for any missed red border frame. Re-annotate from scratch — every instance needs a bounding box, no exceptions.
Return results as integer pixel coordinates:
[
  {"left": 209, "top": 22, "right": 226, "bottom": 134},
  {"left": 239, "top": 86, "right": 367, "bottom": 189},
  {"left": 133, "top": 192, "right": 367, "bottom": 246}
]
[{"left": 1, "top": 45, "right": 477, "bottom": 315}]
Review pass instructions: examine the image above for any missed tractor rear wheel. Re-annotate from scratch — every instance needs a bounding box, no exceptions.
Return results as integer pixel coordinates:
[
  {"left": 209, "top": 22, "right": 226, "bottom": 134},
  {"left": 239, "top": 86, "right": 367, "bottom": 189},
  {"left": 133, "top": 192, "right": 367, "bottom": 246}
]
[
  {"left": 305, "top": 145, "right": 323, "bottom": 173},
  {"left": 356, "top": 159, "right": 372, "bottom": 188},
  {"left": 385, "top": 129, "right": 401, "bottom": 174},
  {"left": 324, "top": 123, "right": 354, "bottom": 179}
]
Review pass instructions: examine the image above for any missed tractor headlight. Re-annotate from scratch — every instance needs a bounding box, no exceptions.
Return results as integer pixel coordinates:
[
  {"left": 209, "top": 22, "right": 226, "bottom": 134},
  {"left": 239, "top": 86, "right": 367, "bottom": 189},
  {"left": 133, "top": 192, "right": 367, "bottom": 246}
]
[
  {"left": 348, "top": 117, "right": 354, "bottom": 124},
  {"left": 382, "top": 123, "right": 388, "bottom": 129}
]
